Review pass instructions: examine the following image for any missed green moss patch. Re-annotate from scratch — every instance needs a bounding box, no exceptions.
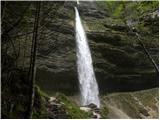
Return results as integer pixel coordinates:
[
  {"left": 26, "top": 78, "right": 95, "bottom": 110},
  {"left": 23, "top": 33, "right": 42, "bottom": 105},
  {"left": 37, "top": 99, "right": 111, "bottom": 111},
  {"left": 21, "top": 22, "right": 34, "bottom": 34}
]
[{"left": 56, "top": 93, "right": 92, "bottom": 119}]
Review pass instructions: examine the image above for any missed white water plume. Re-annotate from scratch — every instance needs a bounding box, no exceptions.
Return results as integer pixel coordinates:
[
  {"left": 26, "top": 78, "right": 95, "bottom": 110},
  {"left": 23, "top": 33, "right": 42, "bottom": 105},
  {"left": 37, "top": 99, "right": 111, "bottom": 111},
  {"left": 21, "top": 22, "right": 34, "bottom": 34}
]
[{"left": 75, "top": 7, "right": 100, "bottom": 108}]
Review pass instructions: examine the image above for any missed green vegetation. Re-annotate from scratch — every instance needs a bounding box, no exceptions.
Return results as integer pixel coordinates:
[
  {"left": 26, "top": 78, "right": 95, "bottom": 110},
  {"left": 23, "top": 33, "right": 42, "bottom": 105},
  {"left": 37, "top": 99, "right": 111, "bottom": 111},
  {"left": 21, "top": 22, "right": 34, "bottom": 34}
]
[
  {"left": 32, "top": 86, "right": 50, "bottom": 118},
  {"left": 96, "top": 1, "right": 158, "bottom": 34},
  {"left": 56, "top": 93, "right": 93, "bottom": 119},
  {"left": 100, "top": 106, "right": 109, "bottom": 118},
  {"left": 96, "top": 1, "right": 158, "bottom": 17}
]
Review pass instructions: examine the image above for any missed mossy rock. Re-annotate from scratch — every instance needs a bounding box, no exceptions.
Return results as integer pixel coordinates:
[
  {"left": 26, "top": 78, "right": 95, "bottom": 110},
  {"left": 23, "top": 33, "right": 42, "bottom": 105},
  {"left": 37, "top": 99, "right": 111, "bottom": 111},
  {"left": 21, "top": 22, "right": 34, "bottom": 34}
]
[
  {"left": 56, "top": 93, "right": 93, "bottom": 119},
  {"left": 94, "top": 43, "right": 137, "bottom": 67},
  {"left": 32, "top": 86, "right": 50, "bottom": 119},
  {"left": 87, "top": 32, "right": 121, "bottom": 46},
  {"left": 100, "top": 106, "right": 109, "bottom": 118}
]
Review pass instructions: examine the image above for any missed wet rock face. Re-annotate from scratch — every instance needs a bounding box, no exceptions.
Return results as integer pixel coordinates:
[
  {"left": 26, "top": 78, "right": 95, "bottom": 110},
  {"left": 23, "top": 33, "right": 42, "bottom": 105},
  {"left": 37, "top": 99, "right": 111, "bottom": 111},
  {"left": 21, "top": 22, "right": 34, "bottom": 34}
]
[
  {"left": 79, "top": 2, "right": 158, "bottom": 93},
  {"left": 35, "top": 2, "right": 78, "bottom": 95},
  {"left": 78, "top": 1, "right": 108, "bottom": 19},
  {"left": 140, "top": 10, "right": 159, "bottom": 33},
  {"left": 36, "top": 1, "right": 158, "bottom": 95}
]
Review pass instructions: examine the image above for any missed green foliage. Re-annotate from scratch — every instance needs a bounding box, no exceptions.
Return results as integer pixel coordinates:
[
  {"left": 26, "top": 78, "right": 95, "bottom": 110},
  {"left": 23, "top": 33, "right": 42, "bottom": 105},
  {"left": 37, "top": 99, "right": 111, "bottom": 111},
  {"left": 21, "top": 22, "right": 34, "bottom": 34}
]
[
  {"left": 32, "top": 85, "right": 50, "bottom": 118},
  {"left": 56, "top": 93, "right": 92, "bottom": 119},
  {"left": 112, "top": 3, "right": 125, "bottom": 18},
  {"left": 35, "top": 85, "right": 50, "bottom": 99},
  {"left": 96, "top": 1, "right": 158, "bottom": 20},
  {"left": 136, "top": 22, "right": 149, "bottom": 33},
  {"left": 136, "top": 1, "right": 158, "bottom": 14},
  {"left": 100, "top": 106, "right": 109, "bottom": 118},
  {"left": 96, "top": 1, "right": 126, "bottom": 17},
  {"left": 96, "top": 1, "right": 113, "bottom": 12},
  {"left": 96, "top": 1, "right": 159, "bottom": 36}
]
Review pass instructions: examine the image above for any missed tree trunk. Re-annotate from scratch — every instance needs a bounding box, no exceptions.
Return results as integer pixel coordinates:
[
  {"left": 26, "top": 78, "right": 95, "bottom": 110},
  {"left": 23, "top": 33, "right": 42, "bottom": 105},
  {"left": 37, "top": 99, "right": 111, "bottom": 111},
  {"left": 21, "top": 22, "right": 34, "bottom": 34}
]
[
  {"left": 135, "top": 32, "right": 159, "bottom": 74},
  {"left": 23, "top": 31, "right": 28, "bottom": 69},
  {"left": 27, "top": 1, "right": 41, "bottom": 118},
  {"left": 128, "top": 26, "right": 159, "bottom": 74}
]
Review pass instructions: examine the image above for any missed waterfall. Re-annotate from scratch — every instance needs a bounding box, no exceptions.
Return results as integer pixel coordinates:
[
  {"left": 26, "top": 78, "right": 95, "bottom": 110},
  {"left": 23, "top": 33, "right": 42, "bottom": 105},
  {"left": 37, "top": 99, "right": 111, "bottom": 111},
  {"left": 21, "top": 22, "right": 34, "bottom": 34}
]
[{"left": 74, "top": 7, "right": 100, "bottom": 108}]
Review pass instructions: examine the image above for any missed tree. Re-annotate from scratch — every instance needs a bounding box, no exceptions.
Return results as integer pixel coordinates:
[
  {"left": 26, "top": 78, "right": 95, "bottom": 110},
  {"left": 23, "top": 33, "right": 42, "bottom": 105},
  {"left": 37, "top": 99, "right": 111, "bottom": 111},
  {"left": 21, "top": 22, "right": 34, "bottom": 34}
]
[{"left": 27, "top": 1, "right": 41, "bottom": 118}]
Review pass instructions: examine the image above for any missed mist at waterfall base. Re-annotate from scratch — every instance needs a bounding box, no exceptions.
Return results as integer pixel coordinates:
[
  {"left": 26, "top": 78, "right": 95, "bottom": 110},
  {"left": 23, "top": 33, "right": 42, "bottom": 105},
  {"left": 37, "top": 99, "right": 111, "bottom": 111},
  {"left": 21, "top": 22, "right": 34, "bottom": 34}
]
[{"left": 75, "top": 7, "right": 100, "bottom": 108}]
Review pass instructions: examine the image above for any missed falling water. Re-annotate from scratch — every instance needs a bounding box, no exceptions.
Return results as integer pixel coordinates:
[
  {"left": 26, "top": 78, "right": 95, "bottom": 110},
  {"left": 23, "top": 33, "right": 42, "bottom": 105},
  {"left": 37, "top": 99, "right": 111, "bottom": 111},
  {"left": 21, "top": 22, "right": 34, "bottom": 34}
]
[{"left": 75, "top": 7, "right": 100, "bottom": 108}]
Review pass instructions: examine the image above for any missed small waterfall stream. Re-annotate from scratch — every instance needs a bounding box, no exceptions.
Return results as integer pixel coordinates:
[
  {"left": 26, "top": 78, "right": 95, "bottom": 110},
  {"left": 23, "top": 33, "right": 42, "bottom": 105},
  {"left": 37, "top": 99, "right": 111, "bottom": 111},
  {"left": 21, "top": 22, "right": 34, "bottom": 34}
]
[{"left": 75, "top": 7, "right": 100, "bottom": 108}]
